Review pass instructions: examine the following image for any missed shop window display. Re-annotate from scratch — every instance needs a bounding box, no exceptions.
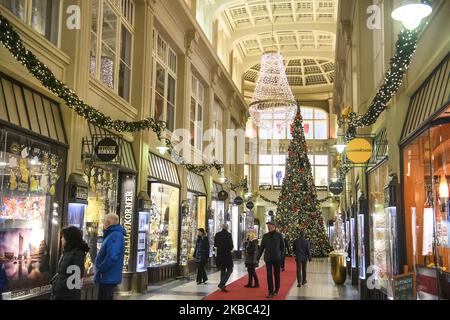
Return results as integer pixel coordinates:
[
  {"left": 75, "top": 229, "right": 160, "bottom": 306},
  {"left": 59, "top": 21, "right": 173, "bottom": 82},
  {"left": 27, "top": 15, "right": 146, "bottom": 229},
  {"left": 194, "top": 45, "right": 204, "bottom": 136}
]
[
  {"left": 148, "top": 183, "right": 179, "bottom": 267},
  {"left": 0, "top": 129, "right": 65, "bottom": 299},
  {"left": 368, "top": 161, "right": 396, "bottom": 293},
  {"left": 403, "top": 122, "right": 450, "bottom": 299},
  {"left": 68, "top": 165, "right": 118, "bottom": 277},
  {"left": 209, "top": 199, "right": 225, "bottom": 257}
]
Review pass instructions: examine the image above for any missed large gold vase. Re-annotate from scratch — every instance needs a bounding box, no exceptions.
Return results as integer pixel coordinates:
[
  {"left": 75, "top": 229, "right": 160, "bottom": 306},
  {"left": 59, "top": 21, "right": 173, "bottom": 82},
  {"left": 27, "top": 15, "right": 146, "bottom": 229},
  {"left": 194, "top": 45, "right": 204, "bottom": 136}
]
[{"left": 330, "top": 251, "right": 347, "bottom": 285}]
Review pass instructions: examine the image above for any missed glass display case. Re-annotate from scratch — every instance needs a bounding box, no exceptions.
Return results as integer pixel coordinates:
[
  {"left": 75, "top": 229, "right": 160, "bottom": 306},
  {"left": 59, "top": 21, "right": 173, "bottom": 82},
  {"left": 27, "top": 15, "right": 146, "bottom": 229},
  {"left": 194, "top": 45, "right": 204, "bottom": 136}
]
[
  {"left": 358, "top": 214, "right": 366, "bottom": 279},
  {"left": 351, "top": 218, "right": 356, "bottom": 268},
  {"left": 136, "top": 210, "right": 150, "bottom": 272},
  {"left": 148, "top": 183, "right": 179, "bottom": 267}
]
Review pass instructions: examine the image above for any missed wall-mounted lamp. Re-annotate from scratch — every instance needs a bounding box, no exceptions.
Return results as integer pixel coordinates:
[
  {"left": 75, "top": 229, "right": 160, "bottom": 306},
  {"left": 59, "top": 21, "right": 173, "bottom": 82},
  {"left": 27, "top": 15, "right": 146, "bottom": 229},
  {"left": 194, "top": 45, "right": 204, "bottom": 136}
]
[{"left": 439, "top": 173, "right": 448, "bottom": 212}]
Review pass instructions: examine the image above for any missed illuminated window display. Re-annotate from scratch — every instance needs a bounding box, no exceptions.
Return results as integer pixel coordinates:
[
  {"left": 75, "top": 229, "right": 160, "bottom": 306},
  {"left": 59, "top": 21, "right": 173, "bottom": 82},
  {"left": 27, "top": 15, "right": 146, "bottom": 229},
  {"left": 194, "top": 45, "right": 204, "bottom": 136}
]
[
  {"left": 368, "top": 161, "right": 395, "bottom": 292},
  {"left": 185, "top": 192, "right": 206, "bottom": 260},
  {"left": 148, "top": 183, "right": 180, "bottom": 267},
  {"left": 403, "top": 122, "right": 450, "bottom": 300},
  {"left": 0, "top": 129, "right": 65, "bottom": 299},
  {"left": 82, "top": 166, "right": 118, "bottom": 276}
]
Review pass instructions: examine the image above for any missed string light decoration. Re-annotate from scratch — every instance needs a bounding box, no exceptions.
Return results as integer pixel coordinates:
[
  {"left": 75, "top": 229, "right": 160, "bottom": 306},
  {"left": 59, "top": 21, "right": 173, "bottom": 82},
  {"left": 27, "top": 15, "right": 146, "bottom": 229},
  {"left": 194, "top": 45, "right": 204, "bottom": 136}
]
[
  {"left": 249, "top": 51, "right": 296, "bottom": 128},
  {"left": 100, "top": 56, "right": 114, "bottom": 89},
  {"left": 345, "top": 10, "right": 428, "bottom": 139},
  {"left": 0, "top": 13, "right": 221, "bottom": 175}
]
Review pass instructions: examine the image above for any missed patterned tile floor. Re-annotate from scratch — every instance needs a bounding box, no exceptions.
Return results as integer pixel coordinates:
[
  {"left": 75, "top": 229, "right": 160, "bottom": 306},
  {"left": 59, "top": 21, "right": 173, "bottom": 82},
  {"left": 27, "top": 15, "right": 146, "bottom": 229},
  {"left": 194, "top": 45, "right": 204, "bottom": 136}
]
[{"left": 117, "top": 258, "right": 359, "bottom": 300}]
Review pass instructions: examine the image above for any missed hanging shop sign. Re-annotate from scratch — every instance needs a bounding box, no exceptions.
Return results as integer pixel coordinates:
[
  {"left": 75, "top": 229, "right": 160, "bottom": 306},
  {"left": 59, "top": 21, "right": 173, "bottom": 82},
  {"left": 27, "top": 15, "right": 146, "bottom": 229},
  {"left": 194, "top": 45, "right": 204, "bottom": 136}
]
[
  {"left": 234, "top": 196, "right": 244, "bottom": 206},
  {"left": 94, "top": 137, "right": 119, "bottom": 162},
  {"left": 246, "top": 201, "right": 255, "bottom": 210},
  {"left": 345, "top": 138, "right": 373, "bottom": 164},
  {"left": 218, "top": 190, "right": 229, "bottom": 201},
  {"left": 329, "top": 181, "right": 344, "bottom": 195},
  {"left": 120, "top": 174, "right": 136, "bottom": 273}
]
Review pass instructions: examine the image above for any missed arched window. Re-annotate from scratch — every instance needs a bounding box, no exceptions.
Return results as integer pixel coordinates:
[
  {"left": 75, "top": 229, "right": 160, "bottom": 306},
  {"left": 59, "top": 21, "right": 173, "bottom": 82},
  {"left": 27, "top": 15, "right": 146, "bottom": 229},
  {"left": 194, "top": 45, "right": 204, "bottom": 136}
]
[{"left": 258, "top": 107, "right": 328, "bottom": 140}]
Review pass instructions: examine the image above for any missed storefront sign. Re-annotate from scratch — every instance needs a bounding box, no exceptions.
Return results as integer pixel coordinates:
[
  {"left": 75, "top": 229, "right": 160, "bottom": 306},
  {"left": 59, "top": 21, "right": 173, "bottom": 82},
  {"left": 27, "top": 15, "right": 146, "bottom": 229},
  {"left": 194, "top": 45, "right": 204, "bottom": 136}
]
[
  {"left": 393, "top": 272, "right": 416, "bottom": 300},
  {"left": 234, "top": 197, "right": 244, "bottom": 205},
  {"left": 94, "top": 137, "right": 119, "bottom": 162},
  {"left": 329, "top": 181, "right": 344, "bottom": 195},
  {"left": 246, "top": 201, "right": 254, "bottom": 210},
  {"left": 218, "top": 190, "right": 228, "bottom": 201},
  {"left": 345, "top": 138, "right": 373, "bottom": 164},
  {"left": 69, "top": 185, "right": 88, "bottom": 201},
  {"left": 120, "top": 174, "right": 136, "bottom": 273}
]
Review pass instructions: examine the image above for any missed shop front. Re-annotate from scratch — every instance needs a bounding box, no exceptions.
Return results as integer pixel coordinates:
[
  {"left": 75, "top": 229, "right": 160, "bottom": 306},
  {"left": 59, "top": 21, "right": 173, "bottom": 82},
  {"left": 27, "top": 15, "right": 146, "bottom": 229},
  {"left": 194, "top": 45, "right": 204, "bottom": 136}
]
[
  {"left": 67, "top": 123, "right": 138, "bottom": 297},
  {"left": 0, "top": 73, "right": 67, "bottom": 300},
  {"left": 180, "top": 171, "right": 207, "bottom": 275},
  {"left": 208, "top": 182, "right": 225, "bottom": 264},
  {"left": 400, "top": 54, "right": 450, "bottom": 300},
  {"left": 147, "top": 152, "right": 180, "bottom": 283}
]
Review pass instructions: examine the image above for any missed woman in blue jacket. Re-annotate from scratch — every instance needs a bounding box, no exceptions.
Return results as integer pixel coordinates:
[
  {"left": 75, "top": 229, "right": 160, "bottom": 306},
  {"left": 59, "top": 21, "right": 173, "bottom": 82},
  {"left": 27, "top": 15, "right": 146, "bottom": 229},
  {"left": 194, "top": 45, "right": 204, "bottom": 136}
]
[{"left": 94, "top": 213, "right": 126, "bottom": 300}]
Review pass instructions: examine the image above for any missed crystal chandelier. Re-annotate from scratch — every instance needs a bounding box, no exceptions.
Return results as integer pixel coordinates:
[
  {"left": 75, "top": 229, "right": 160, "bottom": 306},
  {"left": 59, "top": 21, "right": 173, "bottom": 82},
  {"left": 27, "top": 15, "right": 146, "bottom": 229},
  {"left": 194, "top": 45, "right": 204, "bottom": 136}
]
[{"left": 249, "top": 51, "right": 297, "bottom": 128}]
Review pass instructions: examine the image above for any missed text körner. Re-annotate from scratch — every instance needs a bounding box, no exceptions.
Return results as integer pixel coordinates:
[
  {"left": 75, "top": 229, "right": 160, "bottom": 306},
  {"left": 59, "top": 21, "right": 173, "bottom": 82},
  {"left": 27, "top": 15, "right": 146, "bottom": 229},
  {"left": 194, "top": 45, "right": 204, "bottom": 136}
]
[{"left": 123, "top": 191, "right": 133, "bottom": 270}]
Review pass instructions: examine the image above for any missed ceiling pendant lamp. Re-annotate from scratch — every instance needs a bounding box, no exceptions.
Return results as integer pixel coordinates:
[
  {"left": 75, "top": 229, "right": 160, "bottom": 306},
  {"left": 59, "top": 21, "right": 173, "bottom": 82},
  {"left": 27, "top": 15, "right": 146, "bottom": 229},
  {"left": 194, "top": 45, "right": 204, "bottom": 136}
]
[
  {"left": 391, "top": 0, "right": 432, "bottom": 30},
  {"left": 249, "top": 51, "right": 297, "bottom": 128}
]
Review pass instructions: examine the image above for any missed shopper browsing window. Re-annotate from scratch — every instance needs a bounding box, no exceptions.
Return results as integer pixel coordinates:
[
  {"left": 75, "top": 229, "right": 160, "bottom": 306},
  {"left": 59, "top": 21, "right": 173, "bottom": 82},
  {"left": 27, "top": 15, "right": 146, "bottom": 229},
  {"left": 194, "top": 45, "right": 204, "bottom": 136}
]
[
  {"left": 50, "top": 226, "right": 89, "bottom": 300},
  {"left": 194, "top": 228, "right": 210, "bottom": 285},
  {"left": 94, "top": 213, "right": 126, "bottom": 300}
]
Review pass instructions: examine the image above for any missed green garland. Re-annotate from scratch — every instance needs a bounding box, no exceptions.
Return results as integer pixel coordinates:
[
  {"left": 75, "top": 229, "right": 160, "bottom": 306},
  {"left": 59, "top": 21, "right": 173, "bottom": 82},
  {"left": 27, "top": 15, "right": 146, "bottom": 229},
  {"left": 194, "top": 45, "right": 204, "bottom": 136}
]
[
  {"left": 0, "top": 13, "right": 222, "bottom": 175},
  {"left": 244, "top": 191, "right": 334, "bottom": 207},
  {"left": 344, "top": 9, "right": 429, "bottom": 138}
]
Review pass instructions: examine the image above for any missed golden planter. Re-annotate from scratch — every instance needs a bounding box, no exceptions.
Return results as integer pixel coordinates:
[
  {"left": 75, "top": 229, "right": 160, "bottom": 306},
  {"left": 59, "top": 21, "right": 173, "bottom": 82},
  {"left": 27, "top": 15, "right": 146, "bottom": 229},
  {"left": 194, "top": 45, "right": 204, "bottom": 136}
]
[{"left": 330, "top": 251, "right": 347, "bottom": 285}]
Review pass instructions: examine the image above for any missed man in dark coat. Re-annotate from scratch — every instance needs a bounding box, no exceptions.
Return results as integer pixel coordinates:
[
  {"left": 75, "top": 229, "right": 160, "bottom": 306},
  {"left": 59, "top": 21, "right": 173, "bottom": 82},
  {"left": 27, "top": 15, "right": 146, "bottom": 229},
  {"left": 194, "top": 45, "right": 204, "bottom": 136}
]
[
  {"left": 293, "top": 230, "right": 312, "bottom": 287},
  {"left": 0, "top": 262, "right": 7, "bottom": 300},
  {"left": 257, "top": 221, "right": 285, "bottom": 298},
  {"left": 214, "top": 224, "right": 234, "bottom": 292},
  {"left": 194, "top": 228, "right": 210, "bottom": 285}
]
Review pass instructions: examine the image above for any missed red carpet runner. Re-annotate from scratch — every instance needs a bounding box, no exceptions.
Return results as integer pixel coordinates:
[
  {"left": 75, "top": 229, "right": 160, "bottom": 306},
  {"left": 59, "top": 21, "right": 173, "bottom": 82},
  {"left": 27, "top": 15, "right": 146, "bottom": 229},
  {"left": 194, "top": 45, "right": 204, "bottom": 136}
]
[{"left": 204, "top": 257, "right": 297, "bottom": 300}]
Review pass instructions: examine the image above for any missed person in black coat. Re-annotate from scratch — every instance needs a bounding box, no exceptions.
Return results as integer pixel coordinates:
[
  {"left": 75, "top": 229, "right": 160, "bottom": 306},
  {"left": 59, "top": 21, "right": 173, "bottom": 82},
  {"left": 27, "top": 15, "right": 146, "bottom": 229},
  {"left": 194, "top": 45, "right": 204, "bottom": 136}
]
[
  {"left": 50, "top": 226, "right": 89, "bottom": 300},
  {"left": 257, "top": 221, "right": 285, "bottom": 298},
  {"left": 293, "top": 230, "right": 312, "bottom": 287},
  {"left": 280, "top": 234, "right": 290, "bottom": 271},
  {"left": 214, "top": 224, "right": 234, "bottom": 292},
  {"left": 0, "top": 262, "right": 7, "bottom": 300},
  {"left": 244, "top": 231, "right": 259, "bottom": 288},
  {"left": 194, "top": 228, "right": 210, "bottom": 285}
]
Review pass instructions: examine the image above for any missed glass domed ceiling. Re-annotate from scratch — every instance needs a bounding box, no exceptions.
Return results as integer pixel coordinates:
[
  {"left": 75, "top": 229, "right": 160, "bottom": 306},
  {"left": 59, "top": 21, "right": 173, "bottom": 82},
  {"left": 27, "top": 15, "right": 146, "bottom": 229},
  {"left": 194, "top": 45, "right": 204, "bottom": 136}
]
[{"left": 244, "top": 58, "right": 335, "bottom": 87}]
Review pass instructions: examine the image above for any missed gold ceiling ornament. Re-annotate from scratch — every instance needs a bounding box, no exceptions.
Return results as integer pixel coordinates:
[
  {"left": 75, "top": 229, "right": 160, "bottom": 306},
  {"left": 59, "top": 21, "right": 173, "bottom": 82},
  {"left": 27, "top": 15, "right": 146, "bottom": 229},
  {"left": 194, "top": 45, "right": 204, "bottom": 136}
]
[{"left": 249, "top": 51, "right": 297, "bottom": 128}]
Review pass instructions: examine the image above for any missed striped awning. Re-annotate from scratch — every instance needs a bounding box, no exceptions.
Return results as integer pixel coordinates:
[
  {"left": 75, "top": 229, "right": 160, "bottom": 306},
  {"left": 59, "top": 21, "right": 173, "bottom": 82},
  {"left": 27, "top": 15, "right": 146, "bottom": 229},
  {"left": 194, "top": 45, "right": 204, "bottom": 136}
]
[
  {"left": 86, "top": 123, "right": 137, "bottom": 172},
  {"left": 187, "top": 171, "right": 206, "bottom": 194},
  {"left": 0, "top": 72, "right": 67, "bottom": 145},
  {"left": 401, "top": 54, "right": 450, "bottom": 143},
  {"left": 148, "top": 152, "right": 180, "bottom": 186}
]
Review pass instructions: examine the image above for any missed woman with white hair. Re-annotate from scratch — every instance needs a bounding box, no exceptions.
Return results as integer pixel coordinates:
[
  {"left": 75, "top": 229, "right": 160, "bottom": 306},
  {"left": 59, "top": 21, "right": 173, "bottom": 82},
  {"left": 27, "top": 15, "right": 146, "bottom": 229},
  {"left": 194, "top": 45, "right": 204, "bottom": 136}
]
[{"left": 244, "top": 231, "right": 259, "bottom": 288}]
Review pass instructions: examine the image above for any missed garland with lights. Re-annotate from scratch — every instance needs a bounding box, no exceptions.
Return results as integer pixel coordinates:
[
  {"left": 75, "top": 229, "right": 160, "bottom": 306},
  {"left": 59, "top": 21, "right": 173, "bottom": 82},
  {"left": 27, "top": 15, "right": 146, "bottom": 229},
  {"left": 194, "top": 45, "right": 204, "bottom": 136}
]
[
  {"left": 345, "top": 19, "right": 427, "bottom": 138},
  {"left": 0, "top": 13, "right": 222, "bottom": 175}
]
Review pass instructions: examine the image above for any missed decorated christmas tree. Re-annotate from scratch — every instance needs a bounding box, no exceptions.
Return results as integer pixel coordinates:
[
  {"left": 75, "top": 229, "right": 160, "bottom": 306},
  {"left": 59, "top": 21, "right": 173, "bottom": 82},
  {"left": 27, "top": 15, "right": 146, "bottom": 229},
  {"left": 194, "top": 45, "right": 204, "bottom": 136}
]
[{"left": 277, "top": 107, "right": 332, "bottom": 257}]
